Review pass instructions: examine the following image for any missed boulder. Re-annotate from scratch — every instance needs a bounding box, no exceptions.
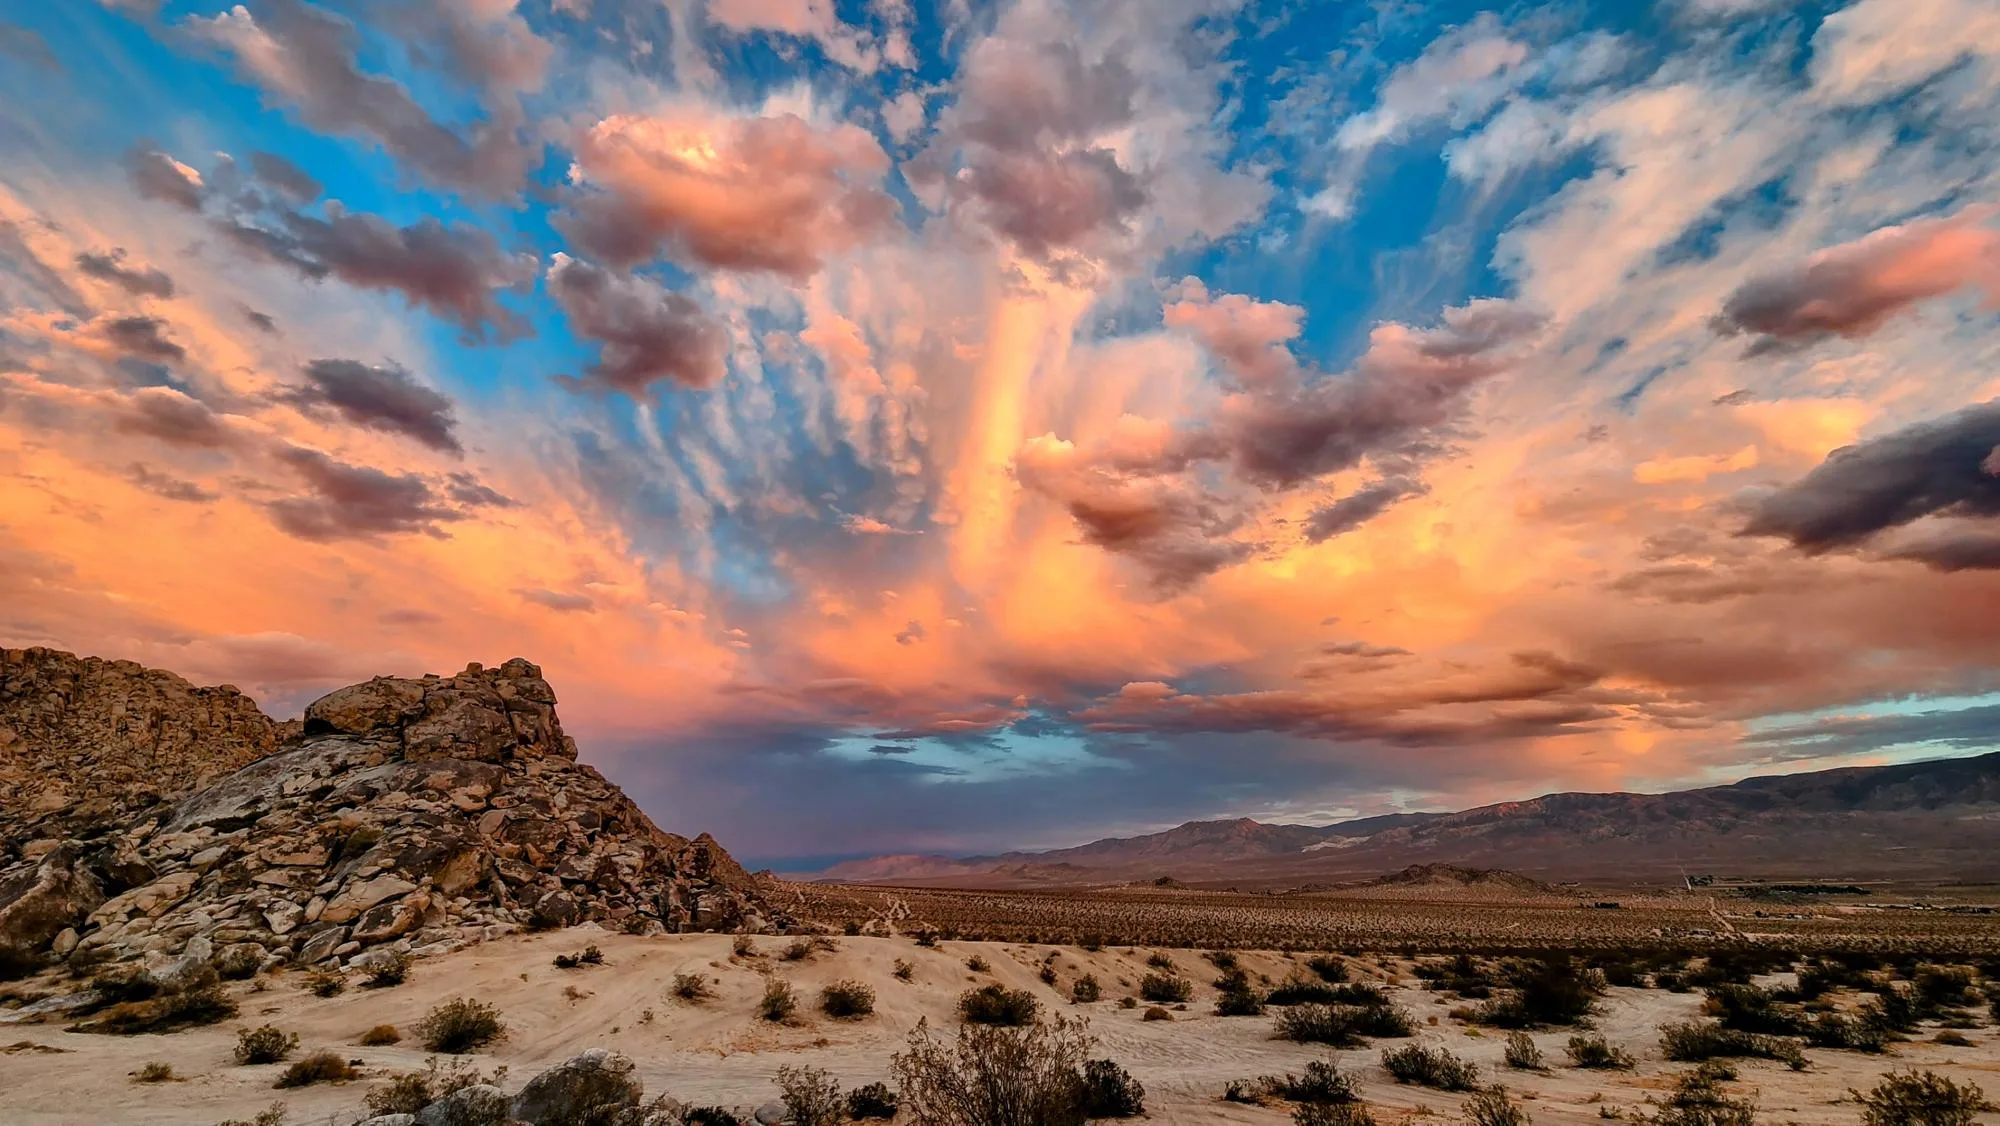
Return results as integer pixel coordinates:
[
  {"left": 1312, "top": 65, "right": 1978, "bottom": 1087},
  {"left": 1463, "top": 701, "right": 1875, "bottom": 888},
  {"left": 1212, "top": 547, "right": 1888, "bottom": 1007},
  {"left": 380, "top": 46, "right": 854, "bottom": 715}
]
[
  {"left": 510, "top": 1049, "right": 643, "bottom": 1124},
  {"left": 754, "top": 1100, "right": 789, "bottom": 1124},
  {"left": 416, "top": 1084, "right": 508, "bottom": 1126},
  {"left": 0, "top": 845, "right": 102, "bottom": 956}
]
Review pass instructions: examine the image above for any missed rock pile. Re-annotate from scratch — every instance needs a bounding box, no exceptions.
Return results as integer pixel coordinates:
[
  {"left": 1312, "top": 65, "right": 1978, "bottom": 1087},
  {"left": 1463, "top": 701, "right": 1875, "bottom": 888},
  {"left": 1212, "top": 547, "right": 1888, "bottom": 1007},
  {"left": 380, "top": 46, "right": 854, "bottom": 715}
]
[{"left": 0, "top": 651, "right": 782, "bottom": 977}]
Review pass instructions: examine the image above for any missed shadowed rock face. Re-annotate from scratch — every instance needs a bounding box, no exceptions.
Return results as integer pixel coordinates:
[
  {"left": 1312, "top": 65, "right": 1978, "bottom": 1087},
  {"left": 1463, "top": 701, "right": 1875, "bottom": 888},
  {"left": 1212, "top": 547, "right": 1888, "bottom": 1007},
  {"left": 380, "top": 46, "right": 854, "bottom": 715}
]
[{"left": 0, "top": 651, "right": 778, "bottom": 973}]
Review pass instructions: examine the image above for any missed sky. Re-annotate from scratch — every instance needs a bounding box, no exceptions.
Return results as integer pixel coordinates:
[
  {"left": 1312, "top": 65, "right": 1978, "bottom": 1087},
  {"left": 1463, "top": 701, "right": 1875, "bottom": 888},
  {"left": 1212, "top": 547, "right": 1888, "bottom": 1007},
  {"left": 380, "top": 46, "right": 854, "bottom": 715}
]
[{"left": 2, "top": 0, "right": 1998, "bottom": 867}]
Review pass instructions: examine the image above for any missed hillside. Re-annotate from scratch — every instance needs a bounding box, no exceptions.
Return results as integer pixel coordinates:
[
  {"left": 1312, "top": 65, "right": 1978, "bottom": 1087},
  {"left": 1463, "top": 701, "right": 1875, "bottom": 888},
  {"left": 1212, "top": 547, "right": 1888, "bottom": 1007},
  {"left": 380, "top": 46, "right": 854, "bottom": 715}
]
[{"left": 810, "top": 751, "right": 2000, "bottom": 888}]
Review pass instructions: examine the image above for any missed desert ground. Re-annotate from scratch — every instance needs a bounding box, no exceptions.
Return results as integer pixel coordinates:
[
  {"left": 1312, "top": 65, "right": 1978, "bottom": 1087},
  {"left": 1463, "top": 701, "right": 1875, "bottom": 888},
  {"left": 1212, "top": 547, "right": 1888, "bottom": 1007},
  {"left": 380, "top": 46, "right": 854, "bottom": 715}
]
[{"left": 5, "top": 920, "right": 2000, "bottom": 1125}]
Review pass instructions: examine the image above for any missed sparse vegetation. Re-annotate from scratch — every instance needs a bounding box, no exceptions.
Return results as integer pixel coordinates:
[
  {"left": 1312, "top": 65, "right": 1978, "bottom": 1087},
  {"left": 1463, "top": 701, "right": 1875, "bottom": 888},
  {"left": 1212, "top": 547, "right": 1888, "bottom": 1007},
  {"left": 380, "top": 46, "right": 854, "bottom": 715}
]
[
  {"left": 1634, "top": 1064, "right": 1757, "bottom": 1126},
  {"left": 1849, "top": 1069, "right": 1992, "bottom": 1126},
  {"left": 959, "top": 983, "right": 1039, "bottom": 1026},
  {"left": 778, "top": 1064, "right": 845, "bottom": 1126},
  {"left": 847, "top": 1081, "right": 899, "bottom": 1120},
  {"left": 965, "top": 954, "right": 990, "bottom": 973},
  {"left": 894, "top": 958, "right": 916, "bottom": 982},
  {"left": 134, "top": 1061, "right": 175, "bottom": 1083},
  {"left": 1305, "top": 955, "right": 1348, "bottom": 983},
  {"left": 1380, "top": 1044, "right": 1479, "bottom": 1090},
  {"left": 1659, "top": 1020, "right": 1806, "bottom": 1069},
  {"left": 236, "top": 1025, "right": 299, "bottom": 1065},
  {"left": 1274, "top": 1002, "right": 1414, "bottom": 1046},
  {"left": 1476, "top": 958, "right": 1605, "bottom": 1028},
  {"left": 891, "top": 1014, "right": 1136, "bottom": 1126},
  {"left": 364, "top": 1057, "right": 510, "bottom": 1118},
  {"left": 1138, "top": 972, "right": 1193, "bottom": 1004},
  {"left": 760, "top": 978, "right": 799, "bottom": 1023},
  {"left": 416, "top": 997, "right": 505, "bottom": 1054},
  {"left": 215, "top": 1101, "right": 289, "bottom": 1126},
  {"left": 73, "top": 965, "right": 238, "bottom": 1035},
  {"left": 1070, "top": 974, "right": 1101, "bottom": 1003},
  {"left": 274, "top": 1050, "right": 357, "bottom": 1088},
  {"left": 733, "top": 934, "right": 758, "bottom": 958},
  {"left": 1077, "top": 1059, "right": 1146, "bottom": 1118},
  {"left": 1291, "top": 1105, "right": 1377, "bottom": 1126},
  {"left": 361, "top": 951, "right": 410, "bottom": 989},
  {"left": 822, "top": 979, "right": 876, "bottom": 1019},
  {"left": 1259, "top": 1059, "right": 1361, "bottom": 1105},
  {"left": 672, "top": 972, "right": 715, "bottom": 1002},
  {"left": 359, "top": 1024, "right": 401, "bottom": 1046},
  {"left": 1461, "top": 1087, "right": 1530, "bottom": 1126},
  {"left": 1503, "top": 1031, "right": 1545, "bottom": 1070},
  {"left": 303, "top": 968, "right": 344, "bottom": 998},
  {"left": 1565, "top": 1033, "right": 1634, "bottom": 1070}
]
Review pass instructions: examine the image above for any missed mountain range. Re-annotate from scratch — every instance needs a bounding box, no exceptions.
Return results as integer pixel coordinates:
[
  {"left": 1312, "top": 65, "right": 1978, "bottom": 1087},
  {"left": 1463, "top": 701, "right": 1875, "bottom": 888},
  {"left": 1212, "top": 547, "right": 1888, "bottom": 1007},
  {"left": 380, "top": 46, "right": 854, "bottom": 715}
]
[{"left": 807, "top": 752, "right": 2000, "bottom": 888}]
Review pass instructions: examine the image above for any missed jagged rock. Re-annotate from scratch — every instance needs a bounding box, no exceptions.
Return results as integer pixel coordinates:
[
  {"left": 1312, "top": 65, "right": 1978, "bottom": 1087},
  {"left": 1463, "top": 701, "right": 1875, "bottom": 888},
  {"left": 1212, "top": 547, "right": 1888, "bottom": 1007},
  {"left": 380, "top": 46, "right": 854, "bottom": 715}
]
[
  {"left": 0, "top": 650, "right": 782, "bottom": 971},
  {"left": 510, "top": 1049, "right": 643, "bottom": 1124}
]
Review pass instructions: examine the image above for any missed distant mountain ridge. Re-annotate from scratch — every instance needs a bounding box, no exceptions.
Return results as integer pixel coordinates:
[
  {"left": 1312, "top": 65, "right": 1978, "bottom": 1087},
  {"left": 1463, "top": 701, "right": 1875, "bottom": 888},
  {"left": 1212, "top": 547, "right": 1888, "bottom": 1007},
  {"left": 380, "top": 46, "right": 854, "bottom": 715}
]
[{"left": 809, "top": 751, "right": 2000, "bottom": 887}]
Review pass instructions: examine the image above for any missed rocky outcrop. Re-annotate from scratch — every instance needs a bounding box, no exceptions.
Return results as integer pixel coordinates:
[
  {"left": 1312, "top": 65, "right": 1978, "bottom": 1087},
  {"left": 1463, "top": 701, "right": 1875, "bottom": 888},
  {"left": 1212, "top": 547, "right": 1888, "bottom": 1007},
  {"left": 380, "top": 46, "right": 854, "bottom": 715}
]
[
  {"left": 0, "top": 648, "right": 280, "bottom": 859},
  {"left": 0, "top": 652, "right": 781, "bottom": 973}
]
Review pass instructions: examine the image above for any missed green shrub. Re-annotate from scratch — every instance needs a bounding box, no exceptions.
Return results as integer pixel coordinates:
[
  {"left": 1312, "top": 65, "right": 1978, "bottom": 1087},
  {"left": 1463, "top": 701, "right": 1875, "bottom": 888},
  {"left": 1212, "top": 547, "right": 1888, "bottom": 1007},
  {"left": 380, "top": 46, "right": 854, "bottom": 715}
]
[
  {"left": 1704, "top": 983, "right": 1804, "bottom": 1035},
  {"left": 1274, "top": 1003, "right": 1414, "bottom": 1047},
  {"left": 1380, "top": 1044, "right": 1478, "bottom": 1090},
  {"left": 1259, "top": 1059, "right": 1360, "bottom": 1105},
  {"left": 759, "top": 978, "right": 798, "bottom": 1023},
  {"left": 1070, "top": 974, "right": 1101, "bottom": 1004},
  {"left": 274, "top": 1050, "right": 357, "bottom": 1088},
  {"left": 959, "top": 983, "right": 1039, "bottom": 1026},
  {"left": 1850, "top": 1069, "right": 1991, "bottom": 1126},
  {"left": 1137, "top": 972, "right": 1192, "bottom": 1003},
  {"left": 236, "top": 1025, "right": 299, "bottom": 1065},
  {"left": 1476, "top": 958, "right": 1604, "bottom": 1027},
  {"left": 416, "top": 997, "right": 505, "bottom": 1053},
  {"left": 1565, "top": 1032, "right": 1633, "bottom": 1070},
  {"left": 1806, "top": 1011, "right": 1889, "bottom": 1053},
  {"left": 1659, "top": 1020, "right": 1805, "bottom": 1069},
  {"left": 1502, "top": 1031, "right": 1544, "bottom": 1070},
  {"left": 821, "top": 979, "right": 875, "bottom": 1019}
]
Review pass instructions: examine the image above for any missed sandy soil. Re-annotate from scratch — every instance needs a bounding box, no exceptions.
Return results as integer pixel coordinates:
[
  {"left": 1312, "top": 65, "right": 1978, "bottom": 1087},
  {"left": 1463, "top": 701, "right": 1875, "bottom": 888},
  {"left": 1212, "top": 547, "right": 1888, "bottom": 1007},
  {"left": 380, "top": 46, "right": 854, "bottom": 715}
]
[{"left": 3, "top": 928, "right": 1998, "bottom": 1125}]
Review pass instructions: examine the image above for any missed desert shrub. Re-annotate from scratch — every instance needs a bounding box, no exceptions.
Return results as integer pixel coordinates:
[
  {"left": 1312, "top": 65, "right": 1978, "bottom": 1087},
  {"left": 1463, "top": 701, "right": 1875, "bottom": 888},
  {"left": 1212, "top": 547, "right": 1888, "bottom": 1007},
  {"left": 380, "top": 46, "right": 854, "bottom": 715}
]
[
  {"left": 1146, "top": 951, "right": 1176, "bottom": 971},
  {"left": 1704, "top": 984, "right": 1804, "bottom": 1035},
  {"left": 236, "top": 1025, "right": 300, "bottom": 1065},
  {"left": 1070, "top": 974, "right": 1100, "bottom": 1003},
  {"left": 1206, "top": 950, "right": 1239, "bottom": 971},
  {"left": 1216, "top": 983, "right": 1265, "bottom": 1016},
  {"left": 77, "top": 965, "right": 238, "bottom": 1035},
  {"left": 894, "top": 959, "right": 916, "bottom": 982},
  {"left": 1849, "top": 1069, "right": 1992, "bottom": 1126},
  {"left": 214, "top": 946, "right": 264, "bottom": 981},
  {"left": 215, "top": 1102, "right": 289, "bottom": 1126},
  {"left": 135, "top": 1061, "right": 175, "bottom": 1083},
  {"left": 1380, "top": 1044, "right": 1478, "bottom": 1090},
  {"left": 362, "top": 952, "right": 410, "bottom": 989},
  {"left": 914, "top": 930, "right": 939, "bottom": 947},
  {"left": 1659, "top": 1020, "right": 1805, "bottom": 1069},
  {"left": 359, "top": 1024, "right": 401, "bottom": 1046},
  {"left": 1305, "top": 955, "right": 1348, "bottom": 983},
  {"left": 760, "top": 978, "right": 798, "bottom": 1023},
  {"left": 1274, "top": 1003, "right": 1414, "bottom": 1047},
  {"left": 304, "top": 968, "right": 344, "bottom": 997},
  {"left": 1477, "top": 958, "right": 1604, "bottom": 1028},
  {"left": 1077, "top": 1059, "right": 1145, "bottom": 1118},
  {"left": 1639, "top": 1065, "right": 1758, "bottom": 1126},
  {"left": 365, "top": 1057, "right": 510, "bottom": 1117},
  {"left": 1690, "top": 948, "right": 1794, "bottom": 988},
  {"left": 1261, "top": 1059, "right": 1360, "bottom": 1105},
  {"left": 964, "top": 954, "right": 990, "bottom": 973},
  {"left": 891, "top": 1015, "right": 1094, "bottom": 1126},
  {"left": 1141, "top": 1006, "right": 1171, "bottom": 1022},
  {"left": 846, "top": 1082, "right": 898, "bottom": 1120},
  {"left": 274, "top": 1050, "right": 356, "bottom": 1088},
  {"left": 733, "top": 934, "right": 758, "bottom": 957},
  {"left": 1565, "top": 1033, "right": 1633, "bottom": 1070},
  {"left": 1807, "top": 1011, "right": 1888, "bottom": 1053},
  {"left": 1266, "top": 978, "right": 1343, "bottom": 1006},
  {"left": 1461, "top": 1087, "right": 1529, "bottom": 1126},
  {"left": 672, "top": 972, "right": 714, "bottom": 1002},
  {"left": 1039, "top": 965, "right": 1058, "bottom": 986},
  {"left": 959, "top": 984, "right": 1039, "bottom": 1027},
  {"left": 1914, "top": 966, "right": 1978, "bottom": 1010},
  {"left": 1863, "top": 985, "right": 1923, "bottom": 1034},
  {"left": 1934, "top": 1030, "right": 1974, "bottom": 1047},
  {"left": 416, "top": 997, "right": 506, "bottom": 1054},
  {"left": 1137, "top": 972, "right": 1192, "bottom": 1003},
  {"left": 783, "top": 939, "right": 815, "bottom": 962},
  {"left": 822, "top": 980, "right": 876, "bottom": 1019},
  {"left": 1292, "top": 1105, "right": 1376, "bottom": 1126},
  {"left": 683, "top": 1109, "right": 743, "bottom": 1126},
  {"left": 778, "top": 1064, "right": 845, "bottom": 1126},
  {"left": 1502, "top": 1031, "right": 1544, "bottom": 1070}
]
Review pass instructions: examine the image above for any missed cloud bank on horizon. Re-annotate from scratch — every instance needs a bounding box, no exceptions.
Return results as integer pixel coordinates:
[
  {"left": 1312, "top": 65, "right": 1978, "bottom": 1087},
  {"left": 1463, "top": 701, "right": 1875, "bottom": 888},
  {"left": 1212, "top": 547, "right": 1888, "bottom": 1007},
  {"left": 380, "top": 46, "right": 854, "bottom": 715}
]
[{"left": 3, "top": 0, "right": 1999, "bottom": 862}]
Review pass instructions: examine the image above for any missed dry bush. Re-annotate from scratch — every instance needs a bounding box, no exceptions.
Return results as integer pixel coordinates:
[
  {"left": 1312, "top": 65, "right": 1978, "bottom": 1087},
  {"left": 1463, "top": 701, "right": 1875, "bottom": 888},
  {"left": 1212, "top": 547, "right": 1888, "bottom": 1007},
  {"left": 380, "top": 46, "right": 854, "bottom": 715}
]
[
  {"left": 1146, "top": 952, "right": 1177, "bottom": 971},
  {"left": 960, "top": 983, "right": 1039, "bottom": 1026},
  {"left": 892, "top": 1015, "right": 1117, "bottom": 1126},
  {"left": 364, "top": 1057, "right": 509, "bottom": 1117},
  {"left": 215, "top": 1102, "right": 288, "bottom": 1126},
  {"left": 683, "top": 1108, "right": 744, "bottom": 1125},
  {"left": 1805, "top": 1011, "right": 1889, "bottom": 1053},
  {"left": 214, "top": 946, "right": 264, "bottom": 981},
  {"left": 361, "top": 952, "right": 410, "bottom": 989},
  {"left": 1292, "top": 1105, "right": 1375, "bottom": 1126},
  {"left": 74, "top": 966, "right": 238, "bottom": 1035},
  {"left": 965, "top": 954, "right": 990, "bottom": 973},
  {"left": 822, "top": 979, "right": 876, "bottom": 1019},
  {"left": 235, "top": 1025, "right": 299, "bottom": 1064},
  {"left": 782, "top": 939, "right": 815, "bottom": 962},
  {"left": 1461, "top": 1086, "right": 1530, "bottom": 1126},
  {"left": 134, "top": 1061, "right": 175, "bottom": 1083},
  {"left": 416, "top": 997, "right": 505, "bottom": 1053},
  {"left": 778, "top": 1064, "right": 844, "bottom": 1126},
  {"left": 760, "top": 978, "right": 798, "bottom": 1023},
  {"left": 1137, "top": 973, "right": 1192, "bottom": 1004},
  {"left": 274, "top": 1050, "right": 356, "bottom": 1088},
  {"left": 847, "top": 1082, "right": 899, "bottom": 1120},
  {"left": 1636, "top": 1064, "right": 1758, "bottom": 1126},
  {"left": 672, "top": 972, "right": 714, "bottom": 1002},
  {"left": 1476, "top": 959, "right": 1604, "bottom": 1028},
  {"left": 1274, "top": 1003, "right": 1414, "bottom": 1047},
  {"left": 1849, "top": 1069, "right": 1992, "bottom": 1126},
  {"left": 304, "top": 968, "right": 344, "bottom": 997},
  {"left": 1565, "top": 1032, "right": 1634, "bottom": 1070},
  {"left": 1259, "top": 1059, "right": 1360, "bottom": 1105},
  {"left": 1503, "top": 1031, "right": 1544, "bottom": 1070},
  {"left": 1070, "top": 974, "right": 1101, "bottom": 1004},
  {"left": 733, "top": 935, "right": 757, "bottom": 958},
  {"left": 1704, "top": 984, "right": 1804, "bottom": 1035},
  {"left": 894, "top": 959, "right": 916, "bottom": 982},
  {"left": 1380, "top": 1044, "right": 1479, "bottom": 1090},
  {"left": 1659, "top": 1020, "right": 1805, "bottom": 1069},
  {"left": 1077, "top": 1059, "right": 1145, "bottom": 1118},
  {"left": 1141, "top": 1006, "right": 1171, "bottom": 1022},
  {"left": 1305, "top": 955, "right": 1348, "bottom": 983},
  {"left": 359, "top": 1024, "right": 401, "bottom": 1046}
]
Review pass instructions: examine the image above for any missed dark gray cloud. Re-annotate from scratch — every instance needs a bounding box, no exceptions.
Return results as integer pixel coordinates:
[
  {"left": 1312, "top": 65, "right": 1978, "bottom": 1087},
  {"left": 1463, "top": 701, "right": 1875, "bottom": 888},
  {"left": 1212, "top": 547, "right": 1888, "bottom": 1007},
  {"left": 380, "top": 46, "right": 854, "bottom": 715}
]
[
  {"left": 1740, "top": 705, "right": 2000, "bottom": 760},
  {"left": 98, "top": 315, "right": 185, "bottom": 362},
  {"left": 959, "top": 147, "right": 1147, "bottom": 258},
  {"left": 1013, "top": 447, "right": 1255, "bottom": 591},
  {"left": 287, "top": 358, "right": 462, "bottom": 454},
  {"left": 190, "top": 0, "right": 539, "bottom": 198},
  {"left": 1305, "top": 476, "right": 1429, "bottom": 542},
  {"left": 241, "top": 306, "right": 279, "bottom": 333},
  {"left": 445, "top": 471, "right": 514, "bottom": 508},
  {"left": 125, "top": 463, "right": 218, "bottom": 503},
  {"left": 114, "top": 387, "right": 234, "bottom": 448},
  {"left": 518, "top": 588, "right": 595, "bottom": 613},
  {"left": 248, "top": 150, "right": 323, "bottom": 202},
  {"left": 75, "top": 248, "right": 175, "bottom": 299},
  {"left": 268, "top": 445, "right": 463, "bottom": 541},
  {"left": 1744, "top": 401, "right": 2000, "bottom": 551},
  {"left": 1886, "top": 530, "right": 2000, "bottom": 572},
  {"left": 1320, "top": 642, "right": 1412, "bottom": 659},
  {"left": 0, "top": 23, "right": 58, "bottom": 71},
  {"left": 1711, "top": 207, "right": 2000, "bottom": 353},
  {"left": 123, "top": 143, "right": 205, "bottom": 210},
  {"left": 546, "top": 254, "right": 727, "bottom": 393}
]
